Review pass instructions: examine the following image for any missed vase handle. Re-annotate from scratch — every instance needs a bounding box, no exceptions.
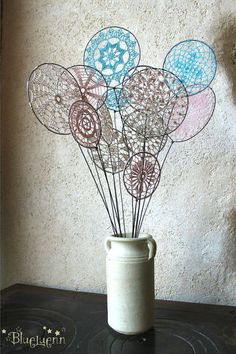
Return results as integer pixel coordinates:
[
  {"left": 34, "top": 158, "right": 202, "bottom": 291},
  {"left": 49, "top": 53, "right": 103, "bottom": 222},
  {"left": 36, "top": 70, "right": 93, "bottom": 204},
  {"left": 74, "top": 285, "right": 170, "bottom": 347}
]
[
  {"left": 104, "top": 237, "right": 112, "bottom": 254},
  {"left": 147, "top": 238, "right": 156, "bottom": 260}
]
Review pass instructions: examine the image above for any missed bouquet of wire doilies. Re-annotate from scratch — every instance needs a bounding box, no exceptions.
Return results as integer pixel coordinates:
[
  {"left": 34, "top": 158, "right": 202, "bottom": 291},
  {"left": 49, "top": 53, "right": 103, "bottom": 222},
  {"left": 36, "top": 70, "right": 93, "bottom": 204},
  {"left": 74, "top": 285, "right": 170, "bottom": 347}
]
[{"left": 27, "top": 26, "right": 217, "bottom": 238}]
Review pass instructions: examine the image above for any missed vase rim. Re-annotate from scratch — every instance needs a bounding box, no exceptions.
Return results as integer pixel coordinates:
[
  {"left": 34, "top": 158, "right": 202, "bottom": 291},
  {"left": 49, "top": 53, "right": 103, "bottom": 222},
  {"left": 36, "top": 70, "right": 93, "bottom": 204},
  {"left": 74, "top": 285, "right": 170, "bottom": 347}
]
[{"left": 108, "top": 233, "right": 152, "bottom": 242}]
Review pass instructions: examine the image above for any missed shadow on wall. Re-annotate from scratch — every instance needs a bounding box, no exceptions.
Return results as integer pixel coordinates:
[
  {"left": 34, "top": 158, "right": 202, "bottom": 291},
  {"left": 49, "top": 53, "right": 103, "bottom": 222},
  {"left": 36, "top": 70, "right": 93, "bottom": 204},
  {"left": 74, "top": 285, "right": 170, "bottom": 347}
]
[
  {"left": 2, "top": 1, "right": 27, "bottom": 288},
  {"left": 226, "top": 208, "right": 236, "bottom": 275},
  {"left": 214, "top": 15, "right": 236, "bottom": 104},
  {"left": 202, "top": 206, "right": 235, "bottom": 304},
  {"left": 178, "top": 207, "right": 236, "bottom": 305},
  {"left": 213, "top": 15, "right": 236, "bottom": 302}
]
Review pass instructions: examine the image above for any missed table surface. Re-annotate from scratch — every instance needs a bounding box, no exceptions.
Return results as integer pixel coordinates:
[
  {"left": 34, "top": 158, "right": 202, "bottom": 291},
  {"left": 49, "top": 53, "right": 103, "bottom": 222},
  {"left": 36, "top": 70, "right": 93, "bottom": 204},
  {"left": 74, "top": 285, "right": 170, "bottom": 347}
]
[{"left": 1, "top": 284, "right": 236, "bottom": 353}]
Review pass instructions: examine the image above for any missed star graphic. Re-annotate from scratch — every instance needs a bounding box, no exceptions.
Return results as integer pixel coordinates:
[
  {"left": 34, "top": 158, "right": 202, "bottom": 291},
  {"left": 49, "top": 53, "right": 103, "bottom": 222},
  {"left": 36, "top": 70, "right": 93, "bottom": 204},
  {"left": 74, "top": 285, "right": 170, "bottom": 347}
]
[
  {"left": 2, "top": 329, "right": 6, "bottom": 334},
  {"left": 55, "top": 330, "right": 60, "bottom": 336},
  {"left": 99, "top": 42, "right": 125, "bottom": 72},
  {"left": 43, "top": 326, "right": 47, "bottom": 330},
  {"left": 47, "top": 329, "right": 52, "bottom": 334}
]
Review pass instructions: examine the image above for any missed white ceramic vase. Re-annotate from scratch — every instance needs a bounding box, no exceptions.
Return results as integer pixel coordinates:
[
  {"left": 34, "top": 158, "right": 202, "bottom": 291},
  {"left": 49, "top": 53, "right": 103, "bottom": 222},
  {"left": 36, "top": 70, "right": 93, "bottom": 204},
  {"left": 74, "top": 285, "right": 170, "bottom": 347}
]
[{"left": 104, "top": 233, "right": 156, "bottom": 335}]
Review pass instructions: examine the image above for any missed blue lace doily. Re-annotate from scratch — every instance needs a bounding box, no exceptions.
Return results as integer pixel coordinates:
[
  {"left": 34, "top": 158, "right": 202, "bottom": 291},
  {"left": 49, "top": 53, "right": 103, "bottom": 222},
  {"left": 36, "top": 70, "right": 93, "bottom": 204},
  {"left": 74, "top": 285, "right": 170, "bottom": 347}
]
[
  {"left": 163, "top": 40, "right": 217, "bottom": 95},
  {"left": 105, "top": 88, "right": 129, "bottom": 111},
  {"left": 84, "top": 26, "right": 140, "bottom": 87}
]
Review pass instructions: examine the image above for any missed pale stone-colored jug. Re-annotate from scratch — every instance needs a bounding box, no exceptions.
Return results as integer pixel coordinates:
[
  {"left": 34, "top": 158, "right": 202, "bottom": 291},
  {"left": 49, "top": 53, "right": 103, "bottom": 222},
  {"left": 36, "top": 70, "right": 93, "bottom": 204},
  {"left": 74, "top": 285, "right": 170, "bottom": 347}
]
[{"left": 105, "top": 233, "right": 156, "bottom": 335}]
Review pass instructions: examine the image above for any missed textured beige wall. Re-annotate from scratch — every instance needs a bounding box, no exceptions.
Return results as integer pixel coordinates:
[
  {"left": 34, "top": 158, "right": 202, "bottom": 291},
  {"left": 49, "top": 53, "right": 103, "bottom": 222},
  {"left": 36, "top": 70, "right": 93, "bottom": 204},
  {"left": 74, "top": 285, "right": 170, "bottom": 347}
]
[{"left": 2, "top": 0, "right": 236, "bottom": 305}]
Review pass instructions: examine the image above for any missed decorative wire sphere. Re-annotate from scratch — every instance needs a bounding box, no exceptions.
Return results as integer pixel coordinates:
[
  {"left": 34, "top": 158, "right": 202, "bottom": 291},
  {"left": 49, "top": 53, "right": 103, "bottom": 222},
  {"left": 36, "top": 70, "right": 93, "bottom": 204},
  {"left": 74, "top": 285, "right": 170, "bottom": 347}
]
[
  {"left": 105, "top": 87, "right": 128, "bottom": 111},
  {"left": 27, "top": 30, "right": 217, "bottom": 237},
  {"left": 120, "top": 66, "right": 188, "bottom": 133},
  {"left": 90, "top": 129, "right": 129, "bottom": 174},
  {"left": 68, "top": 65, "right": 108, "bottom": 109},
  {"left": 122, "top": 110, "right": 167, "bottom": 154},
  {"left": 69, "top": 100, "right": 101, "bottom": 148},
  {"left": 121, "top": 107, "right": 165, "bottom": 137},
  {"left": 163, "top": 40, "right": 217, "bottom": 95},
  {"left": 84, "top": 26, "right": 141, "bottom": 87},
  {"left": 162, "top": 93, "right": 189, "bottom": 134},
  {"left": 123, "top": 123, "right": 168, "bottom": 155},
  {"left": 97, "top": 99, "right": 114, "bottom": 143},
  {"left": 27, "top": 63, "right": 81, "bottom": 134},
  {"left": 123, "top": 152, "right": 161, "bottom": 200},
  {"left": 170, "top": 87, "right": 216, "bottom": 142}
]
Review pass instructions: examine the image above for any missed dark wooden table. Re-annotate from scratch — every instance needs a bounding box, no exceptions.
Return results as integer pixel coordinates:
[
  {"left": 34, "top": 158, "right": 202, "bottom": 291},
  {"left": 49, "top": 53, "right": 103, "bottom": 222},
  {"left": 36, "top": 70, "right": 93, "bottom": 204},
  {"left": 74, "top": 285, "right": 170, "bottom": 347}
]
[{"left": 1, "top": 284, "right": 236, "bottom": 353}]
